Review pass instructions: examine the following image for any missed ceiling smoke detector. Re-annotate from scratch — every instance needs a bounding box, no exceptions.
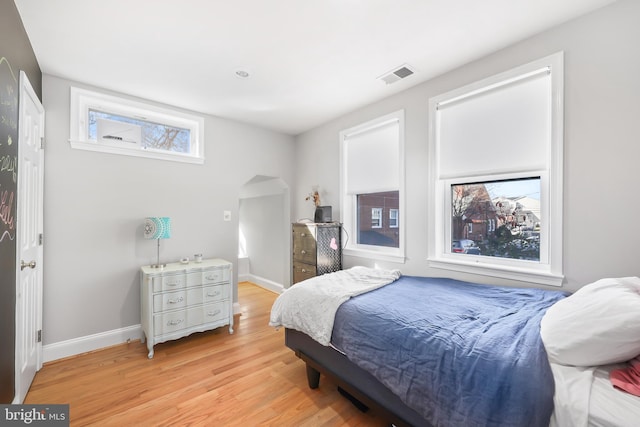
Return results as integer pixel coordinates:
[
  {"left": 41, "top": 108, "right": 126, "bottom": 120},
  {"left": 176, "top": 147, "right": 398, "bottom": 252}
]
[{"left": 378, "top": 64, "right": 415, "bottom": 85}]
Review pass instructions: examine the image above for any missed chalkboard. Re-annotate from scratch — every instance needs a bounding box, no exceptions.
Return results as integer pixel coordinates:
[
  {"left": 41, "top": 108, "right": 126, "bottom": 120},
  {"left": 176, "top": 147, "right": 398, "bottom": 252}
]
[
  {"left": 0, "top": 56, "right": 17, "bottom": 246},
  {"left": 0, "top": 55, "right": 18, "bottom": 403}
]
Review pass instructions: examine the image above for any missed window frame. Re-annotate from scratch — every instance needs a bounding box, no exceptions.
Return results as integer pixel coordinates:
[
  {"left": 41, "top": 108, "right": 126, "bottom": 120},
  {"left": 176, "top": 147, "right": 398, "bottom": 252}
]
[
  {"left": 69, "top": 86, "right": 205, "bottom": 164},
  {"left": 427, "top": 53, "right": 564, "bottom": 286},
  {"left": 340, "top": 110, "right": 405, "bottom": 262}
]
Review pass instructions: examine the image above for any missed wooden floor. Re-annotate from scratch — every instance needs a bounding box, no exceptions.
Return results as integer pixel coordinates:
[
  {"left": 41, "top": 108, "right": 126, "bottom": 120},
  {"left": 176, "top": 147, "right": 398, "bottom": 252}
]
[{"left": 25, "top": 282, "right": 387, "bottom": 426}]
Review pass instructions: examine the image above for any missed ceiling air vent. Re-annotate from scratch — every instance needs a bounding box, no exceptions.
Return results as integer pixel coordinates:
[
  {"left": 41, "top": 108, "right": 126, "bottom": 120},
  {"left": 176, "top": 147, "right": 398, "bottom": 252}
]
[{"left": 379, "top": 64, "right": 415, "bottom": 85}]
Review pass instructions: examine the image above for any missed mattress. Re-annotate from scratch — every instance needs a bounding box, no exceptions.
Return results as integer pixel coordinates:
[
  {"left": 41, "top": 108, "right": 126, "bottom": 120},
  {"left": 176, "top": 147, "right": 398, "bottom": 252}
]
[{"left": 330, "top": 275, "right": 566, "bottom": 427}]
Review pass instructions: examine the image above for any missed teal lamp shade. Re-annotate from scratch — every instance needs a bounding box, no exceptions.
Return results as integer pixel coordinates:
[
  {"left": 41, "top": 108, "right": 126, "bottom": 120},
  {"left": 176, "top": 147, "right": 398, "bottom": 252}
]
[
  {"left": 144, "top": 217, "right": 171, "bottom": 268},
  {"left": 144, "top": 217, "right": 171, "bottom": 240}
]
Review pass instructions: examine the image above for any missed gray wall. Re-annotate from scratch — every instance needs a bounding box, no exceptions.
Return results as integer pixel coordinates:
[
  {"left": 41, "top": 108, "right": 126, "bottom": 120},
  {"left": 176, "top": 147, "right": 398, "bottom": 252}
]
[
  {"left": 42, "top": 74, "right": 295, "bottom": 345},
  {"left": 294, "top": 0, "right": 640, "bottom": 293},
  {"left": 0, "top": 0, "right": 41, "bottom": 403}
]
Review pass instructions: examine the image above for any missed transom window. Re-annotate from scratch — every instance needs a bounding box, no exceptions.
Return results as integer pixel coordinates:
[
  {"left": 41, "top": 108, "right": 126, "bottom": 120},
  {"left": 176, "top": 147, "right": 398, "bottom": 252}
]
[{"left": 69, "top": 87, "right": 205, "bottom": 164}]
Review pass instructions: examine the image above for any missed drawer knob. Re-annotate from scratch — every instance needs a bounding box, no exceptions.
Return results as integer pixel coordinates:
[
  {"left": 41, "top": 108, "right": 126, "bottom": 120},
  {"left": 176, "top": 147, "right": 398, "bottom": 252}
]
[
  {"left": 167, "top": 282, "right": 179, "bottom": 287},
  {"left": 205, "top": 274, "right": 219, "bottom": 280},
  {"left": 301, "top": 269, "right": 306, "bottom": 273},
  {"left": 300, "top": 250, "right": 306, "bottom": 255},
  {"left": 167, "top": 319, "right": 183, "bottom": 326},
  {"left": 300, "top": 233, "right": 306, "bottom": 237},
  {"left": 207, "top": 291, "right": 221, "bottom": 297},
  {"left": 207, "top": 309, "right": 221, "bottom": 317},
  {"left": 168, "top": 297, "right": 184, "bottom": 304}
]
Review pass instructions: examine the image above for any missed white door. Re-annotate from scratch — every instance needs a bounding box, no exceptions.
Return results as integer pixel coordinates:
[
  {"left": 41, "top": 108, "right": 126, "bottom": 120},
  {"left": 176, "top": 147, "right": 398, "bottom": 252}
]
[{"left": 14, "top": 71, "right": 44, "bottom": 404}]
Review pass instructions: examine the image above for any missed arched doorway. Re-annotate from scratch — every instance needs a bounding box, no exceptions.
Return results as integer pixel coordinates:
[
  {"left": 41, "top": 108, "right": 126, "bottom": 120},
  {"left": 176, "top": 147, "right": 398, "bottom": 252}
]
[{"left": 238, "top": 176, "right": 290, "bottom": 292}]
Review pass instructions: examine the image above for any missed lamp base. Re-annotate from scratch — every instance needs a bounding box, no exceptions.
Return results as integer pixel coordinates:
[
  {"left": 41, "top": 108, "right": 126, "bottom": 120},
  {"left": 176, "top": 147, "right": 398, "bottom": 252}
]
[{"left": 149, "top": 263, "right": 166, "bottom": 269}]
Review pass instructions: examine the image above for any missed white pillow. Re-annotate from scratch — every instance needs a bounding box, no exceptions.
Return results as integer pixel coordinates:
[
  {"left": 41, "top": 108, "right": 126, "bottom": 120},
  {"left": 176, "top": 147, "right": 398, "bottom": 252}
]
[{"left": 540, "top": 277, "right": 640, "bottom": 366}]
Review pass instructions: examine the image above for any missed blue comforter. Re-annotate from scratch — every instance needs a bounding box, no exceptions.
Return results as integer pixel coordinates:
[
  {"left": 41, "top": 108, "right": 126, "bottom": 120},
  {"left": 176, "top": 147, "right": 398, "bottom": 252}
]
[{"left": 331, "top": 276, "right": 567, "bottom": 427}]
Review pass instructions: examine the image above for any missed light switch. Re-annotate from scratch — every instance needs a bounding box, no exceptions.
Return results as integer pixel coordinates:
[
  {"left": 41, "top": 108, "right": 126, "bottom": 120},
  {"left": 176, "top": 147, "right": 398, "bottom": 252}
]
[{"left": 223, "top": 211, "right": 231, "bottom": 221}]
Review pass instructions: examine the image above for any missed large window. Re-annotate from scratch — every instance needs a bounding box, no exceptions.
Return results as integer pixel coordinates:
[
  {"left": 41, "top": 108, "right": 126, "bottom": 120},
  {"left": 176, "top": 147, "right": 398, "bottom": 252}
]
[
  {"left": 69, "top": 87, "right": 205, "bottom": 164},
  {"left": 341, "top": 110, "right": 404, "bottom": 261},
  {"left": 428, "top": 52, "right": 564, "bottom": 286}
]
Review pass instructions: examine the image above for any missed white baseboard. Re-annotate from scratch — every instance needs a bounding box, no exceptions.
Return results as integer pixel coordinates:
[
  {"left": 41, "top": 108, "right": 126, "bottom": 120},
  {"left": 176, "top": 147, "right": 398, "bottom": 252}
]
[
  {"left": 242, "top": 274, "right": 284, "bottom": 294},
  {"left": 43, "top": 302, "right": 244, "bottom": 363},
  {"left": 43, "top": 324, "right": 143, "bottom": 363}
]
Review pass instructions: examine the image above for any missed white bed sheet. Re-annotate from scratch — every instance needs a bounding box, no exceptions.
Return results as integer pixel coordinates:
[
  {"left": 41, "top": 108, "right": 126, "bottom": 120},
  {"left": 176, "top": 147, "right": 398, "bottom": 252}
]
[{"left": 551, "top": 362, "right": 640, "bottom": 427}]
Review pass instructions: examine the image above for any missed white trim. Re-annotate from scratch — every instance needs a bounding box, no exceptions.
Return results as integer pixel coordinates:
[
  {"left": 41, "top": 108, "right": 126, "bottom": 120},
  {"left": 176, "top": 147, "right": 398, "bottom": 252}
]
[
  {"left": 242, "top": 274, "right": 284, "bottom": 294},
  {"left": 43, "top": 307, "right": 245, "bottom": 363},
  {"left": 69, "top": 140, "right": 205, "bottom": 164},
  {"left": 42, "top": 325, "right": 142, "bottom": 363},
  {"left": 428, "top": 258, "right": 563, "bottom": 287},
  {"left": 344, "top": 247, "right": 406, "bottom": 264}
]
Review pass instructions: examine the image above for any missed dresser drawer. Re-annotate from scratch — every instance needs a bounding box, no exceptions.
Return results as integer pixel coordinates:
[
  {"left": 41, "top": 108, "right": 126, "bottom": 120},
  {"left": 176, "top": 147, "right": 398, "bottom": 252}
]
[
  {"left": 293, "top": 261, "right": 316, "bottom": 284},
  {"left": 186, "top": 268, "right": 230, "bottom": 287},
  {"left": 186, "top": 284, "right": 229, "bottom": 306},
  {"left": 203, "top": 268, "right": 230, "bottom": 284},
  {"left": 292, "top": 226, "right": 317, "bottom": 264},
  {"left": 187, "top": 301, "right": 228, "bottom": 327},
  {"left": 153, "top": 290, "right": 187, "bottom": 312},
  {"left": 151, "top": 273, "right": 187, "bottom": 292},
  {"left": 153, "top": 309, "right": 188, "bottom": 336}
]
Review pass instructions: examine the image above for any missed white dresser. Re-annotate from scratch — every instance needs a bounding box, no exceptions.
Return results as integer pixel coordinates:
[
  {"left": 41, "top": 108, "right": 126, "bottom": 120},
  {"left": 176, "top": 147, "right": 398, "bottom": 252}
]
[{"left": 140, "top": 258, "right": 233, "bottom": 359}]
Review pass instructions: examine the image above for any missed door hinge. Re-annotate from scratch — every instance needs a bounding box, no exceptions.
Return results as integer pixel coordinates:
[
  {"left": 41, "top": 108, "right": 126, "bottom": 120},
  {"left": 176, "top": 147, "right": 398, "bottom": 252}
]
[
  {"left": 39, "top": 233, "right": 43, "bottom": 246},
  {"left": 37, "top": 330, "right": 42, "bottom": 343},
  {"left": 40, "top": 137, "right": 45, "bottom": 149}
]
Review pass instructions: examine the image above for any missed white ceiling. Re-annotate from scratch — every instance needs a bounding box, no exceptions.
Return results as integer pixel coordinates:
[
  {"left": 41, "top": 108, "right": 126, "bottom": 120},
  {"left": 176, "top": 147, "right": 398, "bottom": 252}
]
[{"left": 14, "top": 0, "right": 616, "bottom": 135}]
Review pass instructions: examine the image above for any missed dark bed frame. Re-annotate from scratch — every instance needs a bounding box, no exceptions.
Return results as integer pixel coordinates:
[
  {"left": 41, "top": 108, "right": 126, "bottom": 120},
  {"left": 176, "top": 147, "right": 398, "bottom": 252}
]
[{"left": 285, "top": 328, "right": 432, "bottom": 427}]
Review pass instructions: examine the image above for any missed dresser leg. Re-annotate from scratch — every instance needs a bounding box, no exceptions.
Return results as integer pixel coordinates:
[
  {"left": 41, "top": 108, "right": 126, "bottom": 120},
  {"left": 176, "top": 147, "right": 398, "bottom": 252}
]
[{"left": 147, "top": 349, "right": 154, "bottom": 359}]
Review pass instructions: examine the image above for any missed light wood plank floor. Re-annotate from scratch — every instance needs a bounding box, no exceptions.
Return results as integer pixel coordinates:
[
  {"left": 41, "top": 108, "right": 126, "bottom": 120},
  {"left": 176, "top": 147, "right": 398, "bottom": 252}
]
[{"left": 25, "top": 282, "right": 387, "bottom": 426}]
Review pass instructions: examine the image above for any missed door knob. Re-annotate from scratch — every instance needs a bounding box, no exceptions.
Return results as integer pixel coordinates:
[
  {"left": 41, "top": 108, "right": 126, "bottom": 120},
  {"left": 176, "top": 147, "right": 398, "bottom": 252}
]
[{"left": 20, "top": 260, "right": 36, "bottom": 271}]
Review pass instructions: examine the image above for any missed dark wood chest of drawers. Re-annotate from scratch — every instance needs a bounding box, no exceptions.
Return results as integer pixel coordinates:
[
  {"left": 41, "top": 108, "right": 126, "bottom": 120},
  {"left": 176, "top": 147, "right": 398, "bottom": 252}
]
[{"left": 292, "top": 223, "right": 342, "bottom": 284}]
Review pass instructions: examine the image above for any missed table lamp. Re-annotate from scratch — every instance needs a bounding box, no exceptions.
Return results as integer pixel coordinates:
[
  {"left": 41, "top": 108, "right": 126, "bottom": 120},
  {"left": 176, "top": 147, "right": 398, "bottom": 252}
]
[{"left": 144, "top": 217, "right": 171, "bottom": 268}]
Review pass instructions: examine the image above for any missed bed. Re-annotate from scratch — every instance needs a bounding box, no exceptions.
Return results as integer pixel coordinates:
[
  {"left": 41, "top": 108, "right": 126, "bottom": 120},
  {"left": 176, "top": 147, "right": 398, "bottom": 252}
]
[{"left": 270, "top": 267, "right": 640, "bottom": 427}]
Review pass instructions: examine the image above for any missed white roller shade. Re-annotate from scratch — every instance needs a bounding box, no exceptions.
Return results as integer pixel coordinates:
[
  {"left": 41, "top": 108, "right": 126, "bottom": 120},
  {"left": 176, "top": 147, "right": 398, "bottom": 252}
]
[
  {"left": 344, "top": 119, "right": 399, "bottom": 194},
  {"left": 437, "top": 69, "right": 551, "bottom": 178}
]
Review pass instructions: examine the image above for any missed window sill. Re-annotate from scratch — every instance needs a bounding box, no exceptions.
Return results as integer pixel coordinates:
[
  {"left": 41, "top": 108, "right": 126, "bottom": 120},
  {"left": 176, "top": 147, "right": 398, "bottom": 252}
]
[
  {"left": 344, "top": 247, "right": 406, "bottom": 264},
  {"left": 69, "top": 140, "right": 204, "bottom": 165},
  {"left": 428, "top": 257, "right": 564, "bottom": 287}
]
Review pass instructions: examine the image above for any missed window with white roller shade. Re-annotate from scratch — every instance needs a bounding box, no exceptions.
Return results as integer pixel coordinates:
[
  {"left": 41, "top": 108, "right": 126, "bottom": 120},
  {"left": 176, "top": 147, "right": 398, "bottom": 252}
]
[
  {"left": 428, "top": 52, "right": 564, "bottom": 286},
  {"left": 340, "top": 110, "right": 405, "bottom": 261}
]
